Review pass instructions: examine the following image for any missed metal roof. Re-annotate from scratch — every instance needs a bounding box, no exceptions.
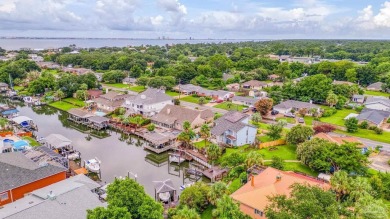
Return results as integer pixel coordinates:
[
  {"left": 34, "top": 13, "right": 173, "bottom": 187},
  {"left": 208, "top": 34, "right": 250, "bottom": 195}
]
[{"left": 45, "top": 134, "right": 72, "bottom": 149}]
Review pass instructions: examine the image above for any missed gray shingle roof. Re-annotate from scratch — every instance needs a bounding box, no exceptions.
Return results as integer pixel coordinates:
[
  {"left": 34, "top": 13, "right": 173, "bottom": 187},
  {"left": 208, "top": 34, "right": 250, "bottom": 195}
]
[
  {"left": 126, "top": 88, "right": 172, "bottom": 105},
  {"left": 45, "top": 134, "right": 72, "bottom": 149},
  {"left": 273, "top": 100, "right": 319, "bottom": 110},
  {"left": 356, "top": 108, "right": 390, "bottom": 125},
  {"left": 0, "top": 152, "right": 66, "bottom": 192},
  {"left": 365, "top": 96, "right": 390, "bottom": 107},
  {"left": 232, "top": 96, "right": 258, "bottom": 105},
  {"left": 211, "top": 111, "right": 251, "bottom": 136},
  {"left": 88, "top": 116, "right": 110, "bottom": 124},
  {"left": 242, "top": 80, "right": 268, "bottom": 87},
  {"left": 151, "top": 105, "right": 213, "bottom": 126},
  {"left": 68, "top": 108, "right": 94, "bottom": 118},
  {"left": 1, "top": 175, "right": 105, "bottom": 219},
  {"left": 367, "top": 82, "right": 383, "bottom": 90}
]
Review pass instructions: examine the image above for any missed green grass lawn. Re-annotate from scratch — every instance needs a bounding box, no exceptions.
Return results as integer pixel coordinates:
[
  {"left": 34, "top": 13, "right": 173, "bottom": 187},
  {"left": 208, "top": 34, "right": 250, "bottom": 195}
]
[
  {"left": 128, "top": 85, "right": 146, "bottom": 93},
  {"left": 13, "top": 86, "right": 24, "bottom": 91},
  {"left": 228, "top": 178, "right": 242, "bottom": 193},
  {"left": 193, "top": 140, "right": 210, "bottom": 149},
  {"left": 103, "top": 83, "right": 129, "bottom": 89},
  {"left": 304, "top": 116, "right": 314, "bottom": 126},
  {"left": 258, "top": 135, "right": 273, "bottom": 143},
  {"left": 49, "top": 101, "right": 79, "bottom": 111},
  {"left": 63, "top": 98, "right": 85, "bottom": 107},
  {"left": 22, "top": 136, "right": 40, "bottom": 147},
  {"left": 180, "top": 95, "right": 210, "bottom": 104},
  {"left": 222, "top": 144, "right": 297, "bottom": 161},
  {"left": 335, "top": 129, "right": 390, "bottom": 144},
  {"left": 283, "top": 162, "right": 318, "bottom": 176},
  {"left": 276, "top": 117, "right": 296, "bottom": 124},
  {"left": 165, "top": 91, "right": 180, "bottom": 97},
  {"left": 364, "top": 90, "right": 390, "bottom": 97},
  {"left": 201, "top": 206, "right": 214, "bottom": 219},
  {"left": 320, "top": 108, "right": 357, "bottom": 126},
  {"left": 214, "top": 102, "right": 245, "bottom": 111}
]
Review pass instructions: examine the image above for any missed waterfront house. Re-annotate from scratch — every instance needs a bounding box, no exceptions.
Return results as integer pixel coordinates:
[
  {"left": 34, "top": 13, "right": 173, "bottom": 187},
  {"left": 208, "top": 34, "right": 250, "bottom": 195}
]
[
  {"left": 242, "top": 80, "right": 268, "bottom": 90},
  {"left": 151, "top": 105, "right": 213, "bottom": 130},
  {"left": 356, "top": 108, "right": 390, "bottom": 128},
  {"left": 273, "top": 100, "right": 320, "bottom": 115},
  {"left": 211, "top": 111, "right": 257, "bottom": 146},
  {"left": 0, "top": 152, "right": 66, "bottom": 206},
  {"left": 93, "top": 91, "right": 130, "bottom": 112},
  {"left": 68, "top": 108, "right": 94, "bottom": 123},
  {"left": 87, "top": 116, "right": 110, "bottom": 130},
  {"left": 122, "top": 77, "right": 137, "bottom": 85},
  {"left": 367, "top": 82, "right": 384, "bottom": 91},
  {"left": 122, "top": 88, "right": 173, "bottom": 117},
  {"left": 0, "top": 82, "right": 9, "bottom": 92},
  {"left": 87, "top": 89, "right": 103, "bottom": 99},
  {"left": 352, "top": 94, "right": 365, "bottom": 104},
  {"left": 364, "top": 96, "right": 390, "bottom": 111},
  {"left": 0, "top": 174, "right": 105, "bottom": 219},
  {"left": 231, "top": 167, "right": 329, "bottom": 219},
  {"left": 232, "top": 96, "right": 259, "bottom": 107}
]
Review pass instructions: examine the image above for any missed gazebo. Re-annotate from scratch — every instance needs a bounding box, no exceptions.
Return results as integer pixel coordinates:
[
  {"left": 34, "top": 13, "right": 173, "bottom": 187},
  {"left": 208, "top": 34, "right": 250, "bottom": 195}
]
[{"left": 153, "top": 179, "right": 177, "bottom": 204}]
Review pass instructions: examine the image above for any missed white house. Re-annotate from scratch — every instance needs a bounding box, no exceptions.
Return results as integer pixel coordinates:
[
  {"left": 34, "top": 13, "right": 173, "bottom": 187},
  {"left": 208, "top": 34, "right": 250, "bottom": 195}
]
[
  {"left": 122, "top": 88, "right": 173, "bottom": 117},
  {"left": 211, "top": 111, "right": 257, "bottom": 146},
  {"left": 364, "top": 97, "right": 390, "bottom": 112},
  {"left": 93, "top": 91, "right": 129, "bottom": 112},
  {"left": 352, "top": 94, "right": 365, "bottom": 104},
  {"left": 273, "top": 100, "right": 320, "bottom": 115}
]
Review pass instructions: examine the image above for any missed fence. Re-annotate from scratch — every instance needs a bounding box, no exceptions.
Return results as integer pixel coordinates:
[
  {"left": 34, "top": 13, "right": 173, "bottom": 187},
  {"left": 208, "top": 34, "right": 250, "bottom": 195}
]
[{"left": 259, "top": 139, "right": 286, "bottom": 149}]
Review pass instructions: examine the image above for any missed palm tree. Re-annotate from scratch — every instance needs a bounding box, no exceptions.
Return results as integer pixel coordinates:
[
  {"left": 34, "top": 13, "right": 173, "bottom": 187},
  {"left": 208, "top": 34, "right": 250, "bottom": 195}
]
[
  {"left": 0, "top": 118, "right": 8, "bottom": 130},
  {"left": 330, "top": 171, "right": 351, "bottom": 201},
  {"left": 178, "top": 121, "right": 195, "bottom": 148},
  {"left": 199, "top": 124, "right": 210, "bottom": 147},
  {"left": 208, "top": 182, "right": 228, "bottom": 205},
  {"left": 54, "top": 89, "right": 65, "bottom": 102},
  {"left": 245, "top": 151, "right": 263, "bottom": 169},
  {"left": 206, "top": 143, "right": 221, "bottom": 164},
  {"left": 172, "top": 206, "right": 200, "bottom": 219}
]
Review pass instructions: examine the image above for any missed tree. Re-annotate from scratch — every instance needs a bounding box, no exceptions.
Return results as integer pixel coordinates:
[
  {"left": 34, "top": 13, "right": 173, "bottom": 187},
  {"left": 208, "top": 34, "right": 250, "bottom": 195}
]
[
  {"left": 198, "top": 97, "right": 206, "bottom": 105},
  {"left": 172, "top": 206, "right": 200, "bottom": 219},
  {"left": 138, "top": 196, "right": 164, "bottom": 219},
  {"left": 326, "top": 91, "right": 339, "bottom": 107},
  {"left": 255, "top": 98, "right": 273, "bottom": 116},
  {"left": 0, "top": 118, "right": 8, "bottom": 130},
  {"left": 330, "top": 171, "right": 352, "bottom": 201},
  {"left": 212, "top": 195, "right": 250, "bottom": 219},
  {"left": 177, "top": 121, "right": 195, "bottom": 148},
  {"left": 179, "top": 182, "right": 211, "bottom": 212},
  {"left": 251, "top": 112, "right": 262, "bottom": 123},
  {"left": 270, "top": 156, "right": 285, "bottom": 170},
  {"left": 173, "top": 98, "right": 180, "bottom": 105},
  {"left": 313, "top": 124, "right": 336, "bottom": 134},
  {"left": 245, "top": 151, "right": 263, "bottom": 169},
  {"left": 298, "top": 108, "right": 308, "bottom": 117},
  {"left": 345, "top": 117, "right": 358, "bottom": 133},
  {"left": 147, "top": 123, "right": 155, "bottom": 132},
  {"left": 76, "top": 89, "right": 88, "bottom": 101},
  {"left": 206, "top": 143, "right": 221, "bottom": 163},
  {"left": 286, "top": 125, "right": 314, "bottom": 145},
  {"left": 295, "top": 74, "right": 332, "bottom": 102},
  {"left": 54, "top": 89, "right": 65, "bottom": 101},
  {"left": 345, "top": 68, "right": 357, "bottom": 83},
  {"left": 208, "top": 182, "right": 229, "bottom": 205},
  {"left": 265, "top": 184, "right": 343, "bottom": 219},
  {"left": 199, "top": 124, "right": 210, "bottom": 147},
  {"left": 87, "top": 206, "right": 131, "bottom": 219},
  {"left": 266, "top": 122, "right": 284, "bottom": 140}
]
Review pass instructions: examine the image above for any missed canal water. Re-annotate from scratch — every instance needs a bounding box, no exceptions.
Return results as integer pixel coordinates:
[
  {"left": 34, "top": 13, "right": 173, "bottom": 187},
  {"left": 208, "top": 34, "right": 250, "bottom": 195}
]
[{"left": 13, "top": 102, "right": 188, "bottom": 196}]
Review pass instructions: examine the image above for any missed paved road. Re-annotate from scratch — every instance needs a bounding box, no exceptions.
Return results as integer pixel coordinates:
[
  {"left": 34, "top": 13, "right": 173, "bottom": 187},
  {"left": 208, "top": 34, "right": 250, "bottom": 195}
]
[
  {"left": 180, "top": 101, "right": 228, "bottom": 114},
  {"left": 329, "top": 132, "right": 390, "bottom": 152}
]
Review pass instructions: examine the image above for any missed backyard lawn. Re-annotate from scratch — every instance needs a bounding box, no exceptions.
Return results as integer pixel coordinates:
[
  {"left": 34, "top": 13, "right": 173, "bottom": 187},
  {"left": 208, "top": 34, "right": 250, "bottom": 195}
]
[
  {"left": 180, "top": 95, "right": 209, "bottom": 104},
  {"left": 49, "top": 101, "right": 79, "bottom": 111},
  {"left": 320, "top": 108, "right": 357, "bottom": 126},
  {"left": 335, "top": 129, "right": 390, "bottom": 144},
  {"left": 165, "top": 91, "right": 180, "bottom": 97},
  {"left": 221, "top": 144, "right": 297, "bottom": 161},
  {"left": 103, "top": 83, "right": 129, "bottom": 89},
  {"left": 364, "top": 90, "right": 390, "bottom": 97},
  {"left": 63, "top": 98, "right": 85, "bottom": 107},
  {"left": 193, "top": 139, "right": 211, "bottom": 149},
  {"left": 276, "top": 117, "right": 296, "bottom": 124},
  {"left": 22, "top": 136, "right": 40, "bottom": 147},
  {"left": 214, "top": 102, "right": 245, "bottom": 111},
  {"left": 283, "top": 162, "right": 318, "bottom": 176},
  {"left": 200, "top": 206, "right": 214, "bottom": 219},
  {"left": 303, "top": 116, "right": 314, "bottom": 125},
  {"left": 13, "top": 86, "right": 24, "bottom": 91},
  {"left": 128, "top": 85, "right": 146, "bottom": 93}
]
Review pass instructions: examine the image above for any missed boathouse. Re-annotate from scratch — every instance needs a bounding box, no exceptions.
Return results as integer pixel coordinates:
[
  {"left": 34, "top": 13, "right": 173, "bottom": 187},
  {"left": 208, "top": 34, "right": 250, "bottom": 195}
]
[
  {"left": 142, "top": 131, "right": 178, "bottom": 154},
  {"left": 87, "top": 116, "right": 110, "bottom": 130},
  {"left": 68, "top": 108, "right": 94, "bottom": 123}
]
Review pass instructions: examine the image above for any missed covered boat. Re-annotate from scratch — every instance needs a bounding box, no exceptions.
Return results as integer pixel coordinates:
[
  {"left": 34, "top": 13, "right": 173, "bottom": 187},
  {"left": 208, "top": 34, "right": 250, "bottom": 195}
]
[
  {"left": 85, "top": 158, "right": 101, "bottom": 173},
  {"left": 11, "top": 116, "right": 34, "bottom": 128},
  {"left": 43, "top": 134, "right": 80, "bottom": 160}
]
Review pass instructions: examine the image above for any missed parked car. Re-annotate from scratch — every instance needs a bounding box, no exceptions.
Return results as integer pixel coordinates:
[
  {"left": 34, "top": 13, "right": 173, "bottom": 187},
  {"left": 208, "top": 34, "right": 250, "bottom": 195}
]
[
  {"left": 298, "top": 117, "right": 304, "bottom": 123},
  {"left": 271, "top": 110, "right": 279, "bottom": 115},
  {"left": 284, "top": 112, "right": 296, "bottom": 118},
  {"left": 242, "top": 108, "right": 249, "bottom": 113},
  {"left": 251, "top": 107, "right": 257, "bottom": 112},
  {"left": 216, "top": 99, "right": 223, "bottom": 103}
]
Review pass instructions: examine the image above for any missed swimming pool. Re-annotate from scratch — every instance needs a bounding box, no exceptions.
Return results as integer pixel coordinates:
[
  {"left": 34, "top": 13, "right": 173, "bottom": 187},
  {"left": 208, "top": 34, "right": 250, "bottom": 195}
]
[{"left": 94, "top": 111, "right": 106, "bottom": 117}]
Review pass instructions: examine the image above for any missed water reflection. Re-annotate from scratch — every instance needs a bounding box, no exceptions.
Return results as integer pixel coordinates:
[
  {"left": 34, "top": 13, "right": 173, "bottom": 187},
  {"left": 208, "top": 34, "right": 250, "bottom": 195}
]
[{"left": 11, "top": 103, "right": 190, "bottom": 195}]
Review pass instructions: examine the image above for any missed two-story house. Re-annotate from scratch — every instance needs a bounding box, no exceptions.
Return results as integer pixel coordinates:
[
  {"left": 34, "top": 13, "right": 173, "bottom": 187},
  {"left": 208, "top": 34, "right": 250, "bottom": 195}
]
[
  {"left": 211, "top": 111, "right": 257, "bottom": 146},
  {"left": 122, "top": 88, "right": 173, "bottom": 117},
  {"left": 93, "top": 91, "right": 130, "bottom": 112}
]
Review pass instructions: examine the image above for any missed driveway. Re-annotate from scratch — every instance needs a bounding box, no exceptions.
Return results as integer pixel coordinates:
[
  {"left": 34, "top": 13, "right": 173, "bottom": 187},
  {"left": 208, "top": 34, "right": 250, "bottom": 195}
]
[{"left": 369, "top": 151, "right": 390, "bottom": 172}]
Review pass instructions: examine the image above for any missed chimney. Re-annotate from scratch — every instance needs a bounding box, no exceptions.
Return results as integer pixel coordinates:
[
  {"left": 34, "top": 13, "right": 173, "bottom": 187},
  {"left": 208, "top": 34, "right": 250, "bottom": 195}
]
[
  {"left": 251, "top": 175, "right": 255, "bottom": 187},
  {"left": 276, "top": 174, "right": 282, "bottom": 182},
  {"left": 167, "top": 108, "right": 171, "bottom": 114}
]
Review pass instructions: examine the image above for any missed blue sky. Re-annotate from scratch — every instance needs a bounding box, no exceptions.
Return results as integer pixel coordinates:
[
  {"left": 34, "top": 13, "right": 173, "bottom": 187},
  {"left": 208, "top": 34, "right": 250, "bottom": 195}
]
[{"left": 0, "top": 0, "right": 390, "bottom": 39}]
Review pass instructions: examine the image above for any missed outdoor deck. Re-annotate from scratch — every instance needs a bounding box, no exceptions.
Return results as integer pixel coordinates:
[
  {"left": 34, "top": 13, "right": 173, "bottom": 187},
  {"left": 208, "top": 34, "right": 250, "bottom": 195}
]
[{"left": 144, "top": 144, "right": 176, "bottom": 153}]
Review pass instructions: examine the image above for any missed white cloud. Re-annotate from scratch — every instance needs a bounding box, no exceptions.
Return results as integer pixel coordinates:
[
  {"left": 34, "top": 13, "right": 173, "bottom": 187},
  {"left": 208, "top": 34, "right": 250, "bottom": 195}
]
[
  {"left": 157, "top": 0, "right": 187, "bottom": 14},
  {"left": 151, "top": 15, "right": 164, "bottom": 25},
  {"left": 374, "top": 1, "right": 390, "bottom": 27}
]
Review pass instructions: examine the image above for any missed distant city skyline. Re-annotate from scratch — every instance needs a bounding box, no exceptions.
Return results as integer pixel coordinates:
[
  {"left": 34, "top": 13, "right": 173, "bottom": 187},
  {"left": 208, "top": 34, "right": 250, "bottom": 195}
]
[{"left": 1, "top": 0, "right": 390, "bottom": 39}]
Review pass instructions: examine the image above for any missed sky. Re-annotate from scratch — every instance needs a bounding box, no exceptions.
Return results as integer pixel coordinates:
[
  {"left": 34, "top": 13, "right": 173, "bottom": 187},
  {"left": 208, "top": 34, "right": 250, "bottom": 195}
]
[{"left": 0, "top": 0, "right": 390, "bottom": 39}]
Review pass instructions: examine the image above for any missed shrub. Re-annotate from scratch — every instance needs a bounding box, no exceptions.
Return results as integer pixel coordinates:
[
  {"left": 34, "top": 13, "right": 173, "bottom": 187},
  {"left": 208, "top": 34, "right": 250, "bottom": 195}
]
[
  {"left": 388, "top": 160, "right": 390, "bottom": 166},
  {"left": 344, "top": 105, "right": 353, "bottom": 109},
  {"left": 368, "top": 126, "right": 377, "bottom": 130},
  {"left": 270, "top": 156, "right": 285, "bottom": 170},
  {"left": 313, "top": 124, "right": 336, "bottom": 134},
  {"left": 140, "top": 118, "right": 151, "bottom": 126},
  {"left": 345, "top": 117, "right": 358, "bottom": 133},
  {"left": 374, "top": 127, "right": 383, "bottom": 135},
  {"left": 322, "top": 108, "right": 337, "bottom": 117},
  {"left": 355, "top": 106, "right": 364, "bottom": 112},
  {"left": 359, "top": 121, "right": 369, "bottom": 129}
]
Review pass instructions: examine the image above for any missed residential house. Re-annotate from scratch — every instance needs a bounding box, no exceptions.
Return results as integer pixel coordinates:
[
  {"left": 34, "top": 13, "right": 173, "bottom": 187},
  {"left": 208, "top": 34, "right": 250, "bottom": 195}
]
[
  {"left": 62, "top": 67, "right": 94, "bottom": 75},
  {"left": 356, "top": 108, "right": 390, "bottom": 128},
  {"left": 122, "top": 77, "right": 137, "bottom": 85},
  {"left": 242, "top": 80, "right": 268, "bottom": 90},
  {"left": 0, "top": 82, "right": 9, "bottom": 92},
  {"left": 352, "top": 94, "right": 365, "bottom": 104},
  {"left": 367, "top": 82, "right": 384, "bottom": 91},
  {"left": 232, "top": 96, "right": 259, "bottom": 107},
  {"left": 174, "top": 84, "right": 204, "bottom": 95},
  {"left": 211, "top": 111, "right": 257, "bottom": 146},
  {"left": 314, "top": 132, "right": 363, "bottom": 146},
  {"left": 0, "top": 152, "right": 66, "bottom": 206},
  {"left": 231, "top": 167, "right": 329, "bottom": 219},
  {"left": 273, "top": 100, "right": 320, "bottom": 115},
  {"left": 0, "top": 174, "right": 106, "bottom": 219},
  {"left": 151, "top": 105, "right": 213, "bottom": 130},
  {"left": 268, "top": 74, "right": 280, "bottom": 81},
  {"left": 123, "top": 88, "right": 173, "bottom": 117},
  {"left": 226, "top": 83, "right": 240, "bottom": 91},
  {"left": 93, "top": 91, "right": 130, "bottom": 112},
  {"left": 210, "top": 90, "right": 234, "bottom": 101},
  {"left": 364, "top": 96, "right": 390, "bottom": 111},
  {"left": 36, "top": 61, "right": 60, "bottom": 69},
  {"left": 174, "top": 84, "right": 233, "bottom": 101},
  {"left": 28, "top": 54, "right": 44, "bottom": 62},
  {"left": 87, "top": 89, "right": 103, "bottom": 99}
]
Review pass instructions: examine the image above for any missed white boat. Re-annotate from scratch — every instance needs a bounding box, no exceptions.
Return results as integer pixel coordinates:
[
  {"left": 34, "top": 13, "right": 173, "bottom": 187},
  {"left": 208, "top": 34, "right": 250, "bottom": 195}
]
[
  {"left": 169, "top": 154, "right": 186, "bottom": 164},
  {"left": 85, "top": 158, "right": 101, "bottom": 173},
  {"left": 180, "top": 182, "right": 194, "bottom": 191},
  {"left": 159, "top": 192, "right": 171, "bottom": 202},
  {"left": 66, "top": 152, "right": 80, "bottom": 160},
  {"left": 23, "top": 96, "right": 34, "bottom": 103}
]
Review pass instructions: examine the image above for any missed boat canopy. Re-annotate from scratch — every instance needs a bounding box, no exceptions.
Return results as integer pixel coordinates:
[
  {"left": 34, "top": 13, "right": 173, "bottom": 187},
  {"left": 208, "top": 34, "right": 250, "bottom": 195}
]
[
  {"left": 1, "top": 109, "right": 18, "bottom": 115},
  {"left": 11, "top": 116, "right": 33, "bottom": 124},
  {"left": 45, "top": 134, "right": 72, "bottom": 149}
]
